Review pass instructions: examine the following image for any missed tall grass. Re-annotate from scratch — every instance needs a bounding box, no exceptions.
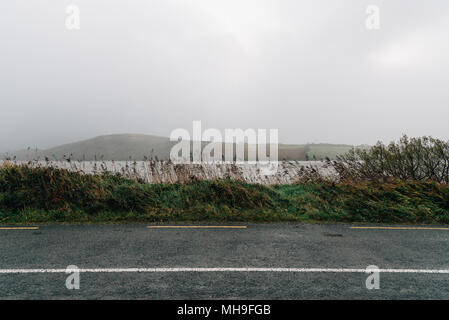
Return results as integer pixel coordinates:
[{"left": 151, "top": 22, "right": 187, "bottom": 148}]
[{"left": 0, "top": 164, "right": 448, "bottom": 224}]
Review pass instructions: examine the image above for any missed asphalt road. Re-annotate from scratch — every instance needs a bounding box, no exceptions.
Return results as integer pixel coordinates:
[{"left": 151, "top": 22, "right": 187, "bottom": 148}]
[{"left": 0, "top": 223, "right": 448, "bottom": 299}]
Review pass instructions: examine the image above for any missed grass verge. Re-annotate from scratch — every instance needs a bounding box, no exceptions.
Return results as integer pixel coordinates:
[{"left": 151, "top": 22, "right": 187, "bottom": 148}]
[{"left": 0, "top": 164, "right": 448, "bottom": 224}]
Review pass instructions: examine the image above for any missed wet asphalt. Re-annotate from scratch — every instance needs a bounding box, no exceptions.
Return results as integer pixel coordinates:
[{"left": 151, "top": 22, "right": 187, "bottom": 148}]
[{"left": 0, "top": 223, "right": 448, "bottom": 299}]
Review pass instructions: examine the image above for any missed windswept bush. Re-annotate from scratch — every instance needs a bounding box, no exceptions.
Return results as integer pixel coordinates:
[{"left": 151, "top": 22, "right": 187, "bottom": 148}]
[{"left": 334, "top": 135, "right": 449, "bottom": 184}]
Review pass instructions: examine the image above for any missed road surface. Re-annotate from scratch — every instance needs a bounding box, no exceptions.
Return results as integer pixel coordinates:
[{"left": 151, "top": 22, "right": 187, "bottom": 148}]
[{"left": 0, "top": 223, "right": 448, "bottom": 299}]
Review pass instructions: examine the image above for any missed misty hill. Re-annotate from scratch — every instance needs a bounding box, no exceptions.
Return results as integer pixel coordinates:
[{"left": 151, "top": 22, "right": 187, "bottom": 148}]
[
  {"left": 4, "top": 134, "right": 173, "bottom": 161},
  {"left": 2, "top": 134, "right": 355, "bottom": 161}
]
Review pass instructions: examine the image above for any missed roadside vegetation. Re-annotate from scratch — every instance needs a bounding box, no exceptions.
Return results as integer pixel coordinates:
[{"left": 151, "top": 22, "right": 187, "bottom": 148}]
[
  {"left": 334, "top": 135, "right": 449, "bottom": 184},
  {"left": 1, "top": 144, "right": 448, "bottom": 224}
]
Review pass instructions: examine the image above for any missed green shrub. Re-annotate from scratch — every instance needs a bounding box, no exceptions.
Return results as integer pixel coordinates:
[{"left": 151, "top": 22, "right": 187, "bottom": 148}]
[{"left": 335, "top": 135, "right": 449, "bottom": 183}]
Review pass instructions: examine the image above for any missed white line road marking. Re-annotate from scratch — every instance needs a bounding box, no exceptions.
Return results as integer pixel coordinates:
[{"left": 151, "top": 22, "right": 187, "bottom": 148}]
[{"left": 1, "top": 268, "right": 449, "bottom": 274}]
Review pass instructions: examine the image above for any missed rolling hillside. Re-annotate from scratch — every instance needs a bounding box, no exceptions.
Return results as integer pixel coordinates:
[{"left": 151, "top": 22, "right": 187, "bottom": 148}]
[{"left": 2, "top": 134, "right": 355, "bottom": 161}]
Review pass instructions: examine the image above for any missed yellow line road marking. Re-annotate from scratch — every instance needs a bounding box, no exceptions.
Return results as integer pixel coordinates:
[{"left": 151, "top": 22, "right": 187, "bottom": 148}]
[
  {"left": 0, "top": 227, "right": 39, "bottom": 230},
  {"left": 147, "top": 226, "right": 247, "bottom": 229},
  {"left": 350, "top": 226, "right": 448, "bottom": 230}
]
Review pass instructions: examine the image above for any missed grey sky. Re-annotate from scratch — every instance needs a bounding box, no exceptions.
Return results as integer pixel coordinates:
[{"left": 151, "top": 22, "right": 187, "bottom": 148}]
[{"left": 1, "top": 0, "right": 449, "bottom": 151}]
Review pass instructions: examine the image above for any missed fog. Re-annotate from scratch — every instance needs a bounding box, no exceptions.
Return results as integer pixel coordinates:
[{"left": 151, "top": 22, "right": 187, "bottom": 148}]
[{"left": 1, "top": 0, "right": 449, "bottom": 151}]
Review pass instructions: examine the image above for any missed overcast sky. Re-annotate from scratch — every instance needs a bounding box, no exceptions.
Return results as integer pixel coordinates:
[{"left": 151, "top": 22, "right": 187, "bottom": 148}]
[{"left": 1, "top": 0, "right": 449, "bottom": 151}]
